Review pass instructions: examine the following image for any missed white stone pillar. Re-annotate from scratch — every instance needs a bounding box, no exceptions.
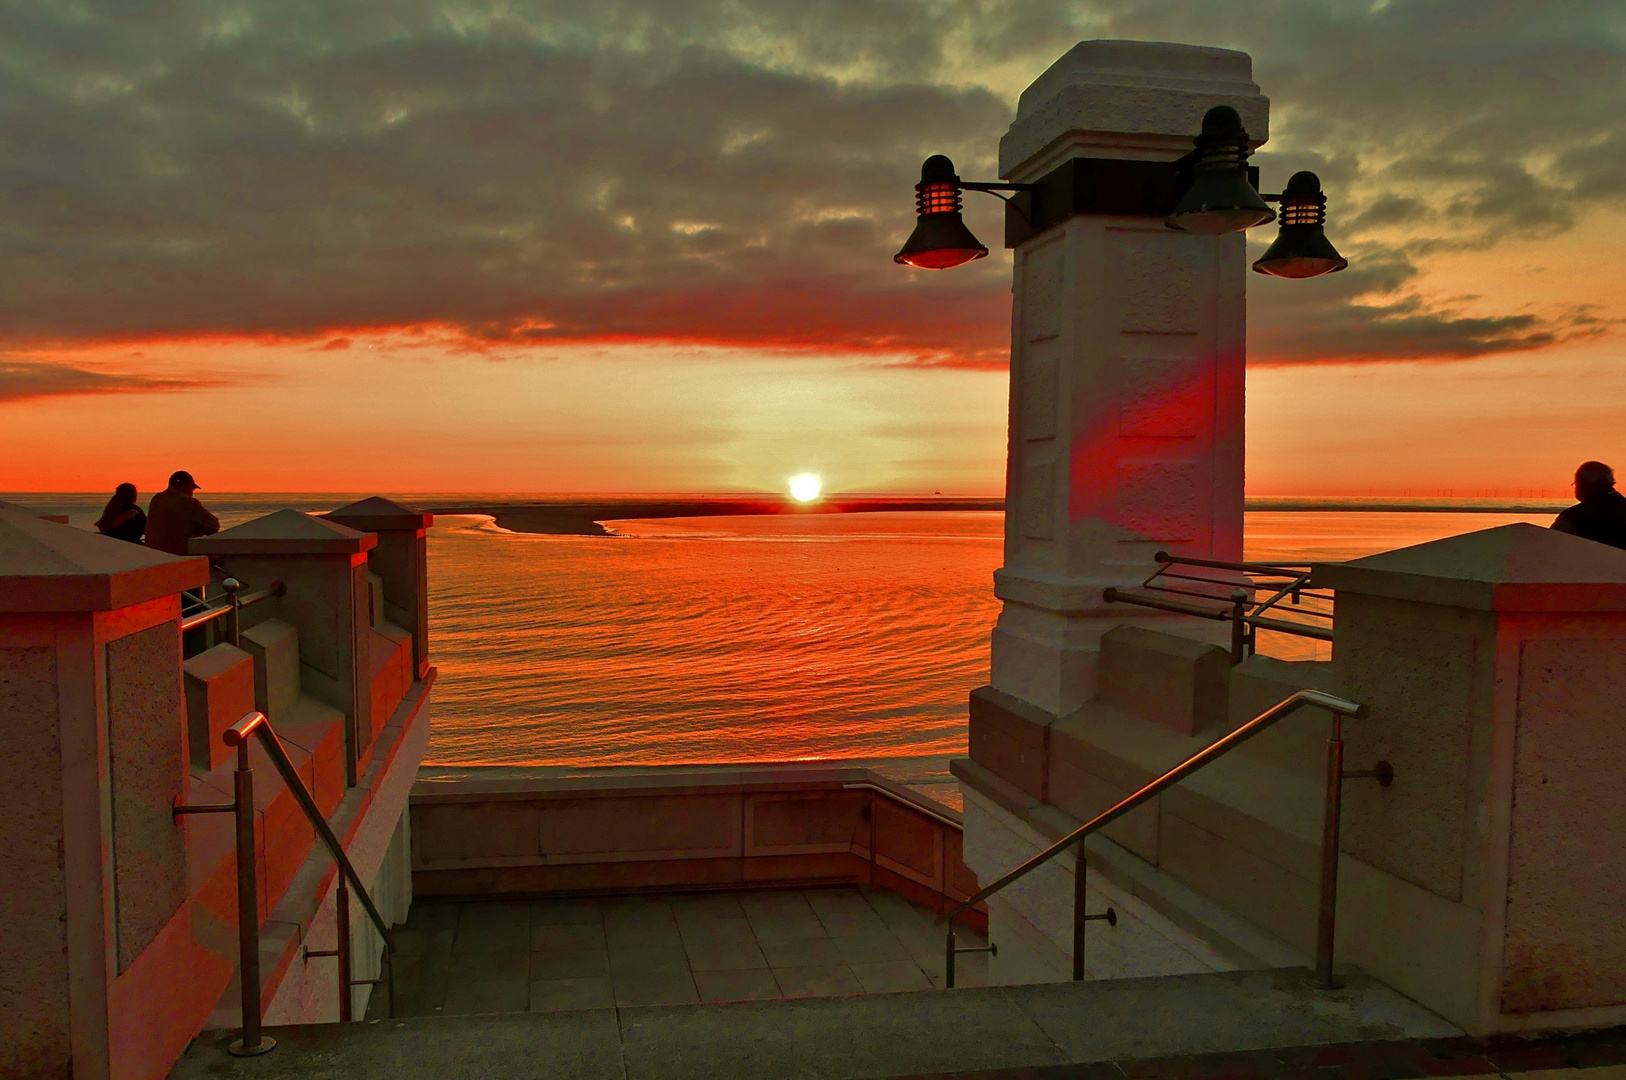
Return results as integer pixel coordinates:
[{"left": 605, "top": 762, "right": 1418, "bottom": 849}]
[{"left": 991, "top": 41, "right": 1269, "bottom": 717}]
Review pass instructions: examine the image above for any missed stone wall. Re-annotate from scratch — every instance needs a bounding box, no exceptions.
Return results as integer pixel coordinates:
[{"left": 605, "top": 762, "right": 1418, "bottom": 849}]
[
  {"left": 106, "top": 622, "right": 189, "bottom": 973},
  {"left": 0, "top": 645, "right": 70, "bottom": 1080}
]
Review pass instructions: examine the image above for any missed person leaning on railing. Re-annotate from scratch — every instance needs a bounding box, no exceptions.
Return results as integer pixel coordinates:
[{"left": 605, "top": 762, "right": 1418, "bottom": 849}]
[
  {"left": 94, "top": 482, "right": 146, "bottom": 545},
  {"left": 145, "top": 470, "right": 220, "bottom": 556},
  {"left": 1551, "top": 461, "right": 1626, "bottom": 551}
]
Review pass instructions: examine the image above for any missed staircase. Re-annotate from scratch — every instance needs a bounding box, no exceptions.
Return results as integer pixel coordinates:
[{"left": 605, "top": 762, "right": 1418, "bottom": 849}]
[{"left": 170, "top": 965, "right": 1461, "bottom": 1079}]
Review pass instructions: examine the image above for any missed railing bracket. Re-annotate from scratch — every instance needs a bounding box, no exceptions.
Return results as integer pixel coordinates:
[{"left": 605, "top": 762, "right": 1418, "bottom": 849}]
[
  {"left": 1342, "top": 760, "right": 1394, "bottom": 788},
  {"left": 173, "top": 797, "right": 236, "bottom": 821}
]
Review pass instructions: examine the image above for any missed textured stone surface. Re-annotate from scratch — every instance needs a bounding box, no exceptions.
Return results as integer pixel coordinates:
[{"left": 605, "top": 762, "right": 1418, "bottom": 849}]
[
  {"left": 0, "top": 645, "right": 70, "bottom": 1079},
  {"left": 105, "top": 621, "right": 188, "bottom": 973},
  {"left": 181, "top": 643, "right": 255, "bottom": 770},
  {"left": 1502, "top": 638, "right": 1626, "bottom": 1013},
  {"left": 1099, "top": 626, "right": 1230, "bottom": 735},
  {"left": 0, "top": 507, "right": 207, "bottom": 612},
  {"left": 1333, "top": 593, "right": 1489, "bottom": 902},
  {"left": 241, "top": 618, "right": 300, "bottom": 721},
  {"left": 1000, "top": 40, "right": 1268, "bottom": 175}
]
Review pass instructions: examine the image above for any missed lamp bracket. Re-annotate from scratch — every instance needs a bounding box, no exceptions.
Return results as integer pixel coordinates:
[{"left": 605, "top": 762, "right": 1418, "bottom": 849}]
[
  {"left": 1004, "top": 157, "right": 1261, "bottom": 247},
  {"left": 958, "top": 181, "right": 1037, "bottom": 193}
]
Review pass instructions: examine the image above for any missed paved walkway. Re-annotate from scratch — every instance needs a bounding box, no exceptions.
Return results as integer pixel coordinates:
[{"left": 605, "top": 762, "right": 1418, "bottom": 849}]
[
  {"left": 377, "top": 887, "right": 989, "bottom": 1017},
  {"left": 174, "top": 967, "right": 1463, "bottom": 1080},
  {"left": 892, "top": 1033, "right": 1626, "bottom": 1080}
]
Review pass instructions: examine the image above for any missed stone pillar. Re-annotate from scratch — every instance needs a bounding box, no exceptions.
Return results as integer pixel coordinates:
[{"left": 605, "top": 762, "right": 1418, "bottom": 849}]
[
  {"left": 324, "top": 497, "right": 434, "bottom": 679},
  {"left": 0, "top": 508, "right": 208, "bottom": 1080},
  {"left": 191, "top": 511, "right": 377, "bottom": 785},
  {"left": 1318, "top": 524, "right": 1626, "bottom": 1033},
  {"left": 991, "top": 41, "right": 1268, "bottom": 717}
]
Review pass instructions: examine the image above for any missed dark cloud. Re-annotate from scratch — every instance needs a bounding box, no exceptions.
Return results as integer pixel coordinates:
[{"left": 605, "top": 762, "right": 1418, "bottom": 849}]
[
  {"left": 0, "top": 360, "right": 219, "bottom": 402},
  {"left": 1248, "top": 245, "right": 1615, "bottom": 364},
  {"left": 1, "top": 0, "right": 1622, "bottom": 365}
]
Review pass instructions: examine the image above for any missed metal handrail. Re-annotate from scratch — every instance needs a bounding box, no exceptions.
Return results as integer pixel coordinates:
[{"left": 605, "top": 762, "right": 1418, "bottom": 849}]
[
  {"left": 174, "top": 710, "right": 393, "bottom": 1057},
  {"left": 179, "top": 578, "right": 284, "bottom": 645},
  {"left": 937, "top": 689, "right": 1374, "bottom": 990},
  {"left": 1104, "top": 550, "right": 1334, "bottom": 662}
]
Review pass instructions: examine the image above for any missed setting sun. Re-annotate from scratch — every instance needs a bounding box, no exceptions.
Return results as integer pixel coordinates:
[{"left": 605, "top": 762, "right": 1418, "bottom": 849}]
[{"left": 789, "top": 474, "right": 822, "bottom": 502}]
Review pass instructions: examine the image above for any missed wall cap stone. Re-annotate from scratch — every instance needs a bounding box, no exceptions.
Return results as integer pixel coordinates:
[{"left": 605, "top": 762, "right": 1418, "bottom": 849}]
[
  {"left": 190, "top": 508, "right": 377, "bottom": 556},
  {"left": 1316, "top": 523, "right": 1626, "bottom": 612},
  {"left": 0, "top": 499, "right": 69, "bottom": 524},
  {"left": 323, "top": 496, "right": 433, "bottom": 533},
  {"left": 1000, "top": 39, "right": 1268, "bottom": 177},
  {"left": 0, "top": 508, "right": 208, "bottom": 612}
]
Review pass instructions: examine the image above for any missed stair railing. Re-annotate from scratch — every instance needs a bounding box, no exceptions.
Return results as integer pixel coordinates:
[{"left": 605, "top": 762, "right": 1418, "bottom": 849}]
[
  {"left": 174, "top": 710, "right": 394, "bottom": 1057},
  {"left": 179, "top": 577, "right": 285, "bottom": 652},
  {"left": 1103, "top": 551, "right": 1333, "bottom": 663},
  {"left": 939, "top": 689, "right": 1386, "bottom": 989}
]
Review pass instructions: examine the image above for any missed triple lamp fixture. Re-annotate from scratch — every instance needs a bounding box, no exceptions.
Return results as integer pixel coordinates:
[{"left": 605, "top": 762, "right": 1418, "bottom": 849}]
[{"left": 895, "top": 105, "right": 1347, "bottom": 280}]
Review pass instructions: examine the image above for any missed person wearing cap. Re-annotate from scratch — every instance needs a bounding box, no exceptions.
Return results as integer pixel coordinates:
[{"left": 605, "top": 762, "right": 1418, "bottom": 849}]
[
  {"left": 1551, "top": 460, "right": 1626, "bottom": 551},
  {"left": 145, "top": 470, "right": 221, "bottom": 555}
]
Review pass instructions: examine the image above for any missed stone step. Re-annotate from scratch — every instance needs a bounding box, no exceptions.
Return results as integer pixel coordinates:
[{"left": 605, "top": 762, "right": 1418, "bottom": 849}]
[{"left": 171, "top": 967, "right": 1456, "bottom": 1080}]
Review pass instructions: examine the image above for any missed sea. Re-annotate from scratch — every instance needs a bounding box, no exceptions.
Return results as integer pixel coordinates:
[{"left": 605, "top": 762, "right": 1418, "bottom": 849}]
[{"left": 6, "top": 494, "right": 1562, "bottom": 808}]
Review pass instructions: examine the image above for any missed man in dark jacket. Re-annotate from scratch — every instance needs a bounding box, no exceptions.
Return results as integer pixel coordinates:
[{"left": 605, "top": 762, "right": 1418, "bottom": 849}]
[
  {"left": 145, "top": 470, "right": 221, "bottom": 555},
  {"left": 1551, "top": 461, "right": 1626, "bottom": 550}
]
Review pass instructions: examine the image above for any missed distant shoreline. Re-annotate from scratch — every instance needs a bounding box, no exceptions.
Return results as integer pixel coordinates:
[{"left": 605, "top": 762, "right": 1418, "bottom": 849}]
[
  {"left": 1245, "top": 497, "right": 1566, "bottom": 515},
  {"left": 423, "top": 496, "right": 1005, "bottom": 536}
]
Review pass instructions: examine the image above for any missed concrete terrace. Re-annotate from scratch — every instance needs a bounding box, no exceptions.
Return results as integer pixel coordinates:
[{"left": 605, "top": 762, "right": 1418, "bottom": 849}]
[{"left": 376, "top": 887, "right": 992, "bottom": 1017}]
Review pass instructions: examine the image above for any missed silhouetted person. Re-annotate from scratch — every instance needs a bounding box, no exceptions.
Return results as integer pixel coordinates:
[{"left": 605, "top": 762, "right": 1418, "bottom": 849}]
[
  {"left": 1551, "top": 461, "right": 1626, "bottom": 550},
  {"left": 94, "top": 482, "right": 146, "bottom": 544},
  {"left": 145, "top": 470, "right": 220, "bottom": 555}
]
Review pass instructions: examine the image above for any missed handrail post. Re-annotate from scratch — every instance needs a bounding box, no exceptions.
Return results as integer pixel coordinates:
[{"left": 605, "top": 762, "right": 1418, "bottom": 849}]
[
  {"left": 1229, "top": 589, "right": 1248, "bottom": 664},
  {"left": 1314, "top": 711, "right": 1345, "bottom": 988},
  {"left": 944, "top": 926, "right": 956, "bottom": 989},
  {"left": 227, "top": 738, "right": 275, "bottom": 1057},
  {"left": 1072, "top": 843, "right": 1087, "bottom": 980},
  {"left": 337, "top": 875, "right": 353, "bottom": 1022},
  {"left": 223, "top": 577, "right": 242, "bottom": 648}
]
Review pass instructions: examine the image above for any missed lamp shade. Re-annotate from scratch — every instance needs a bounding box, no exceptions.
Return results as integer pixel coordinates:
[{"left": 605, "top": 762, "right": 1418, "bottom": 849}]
[
  {"left": 894, "top": 155, "right": 988, "bottom": 270},
  {"left": 1252, "top": 171, "right": 1348, "bottom": 279},
  {"left": 1166, "top": 106, "right": 1275, "bottom": 236}
]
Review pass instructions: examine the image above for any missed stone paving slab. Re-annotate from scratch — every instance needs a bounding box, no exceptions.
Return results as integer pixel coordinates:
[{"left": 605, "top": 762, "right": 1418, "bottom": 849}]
[
  {"left": 886, "top": 1032, "right": 1626, "bottom": 1080},
  {"left": 177, "top": 1008, "right": 625, "bottom": 1080},
  {"left": 171, "top": 968, "right": 1465, "bottom": 1080},
  {"left": 380, "top": 887, "right": 990, "bottom": 1020},
  {"left": 1005, "top": 969, "right": 1459, "bottom": 1062}
]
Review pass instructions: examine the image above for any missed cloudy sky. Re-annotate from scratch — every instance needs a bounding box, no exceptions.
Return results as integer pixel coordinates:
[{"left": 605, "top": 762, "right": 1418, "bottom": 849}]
[{"left": 3, "top": 0, "right": 1623, "bottom": 494}]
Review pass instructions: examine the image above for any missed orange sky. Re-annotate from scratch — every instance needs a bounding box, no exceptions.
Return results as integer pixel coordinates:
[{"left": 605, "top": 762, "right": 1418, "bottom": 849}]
[{"left": 4, "top": 4, "right": 1624, "bottom": 496}]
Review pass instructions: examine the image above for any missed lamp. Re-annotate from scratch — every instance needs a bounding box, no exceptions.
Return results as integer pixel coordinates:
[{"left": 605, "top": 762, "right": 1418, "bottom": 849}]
[
  {"left": 894, "top": 155, "right": 990, "bottom": 270},
  {"left": 1165, "top": 106, "right": 1275, "bottom": 236},
  {"left": 1252, "top": 171, "right": 1347, "bottom": 279},
  {"left": 896, "top": 107, "right": 1348, "bottom": 280}
]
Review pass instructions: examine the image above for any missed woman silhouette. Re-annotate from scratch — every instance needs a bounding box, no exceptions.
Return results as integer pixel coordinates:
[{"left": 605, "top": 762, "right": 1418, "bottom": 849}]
[{"left": 95, "top": 483, "right": 146, "bottom": 545}]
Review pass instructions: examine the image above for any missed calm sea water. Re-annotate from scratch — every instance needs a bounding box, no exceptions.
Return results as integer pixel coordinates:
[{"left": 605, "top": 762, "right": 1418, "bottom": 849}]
[{"left": 3, "top": 494, "right": 1559, "bottom": 806}]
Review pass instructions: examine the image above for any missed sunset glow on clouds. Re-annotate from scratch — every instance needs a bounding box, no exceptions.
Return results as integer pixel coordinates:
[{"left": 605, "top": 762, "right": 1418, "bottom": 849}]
[{"left": 3, "top": 1, "right": 1624, "bottom": 493}]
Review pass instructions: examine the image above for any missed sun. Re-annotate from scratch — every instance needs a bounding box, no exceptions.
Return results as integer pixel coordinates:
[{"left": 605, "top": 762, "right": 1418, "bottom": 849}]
[{"left": 788, "top": 474, "right": 823, "bottom": 502}]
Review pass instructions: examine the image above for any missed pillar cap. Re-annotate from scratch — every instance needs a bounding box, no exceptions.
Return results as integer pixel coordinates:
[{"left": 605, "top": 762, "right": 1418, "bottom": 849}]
[
  {"left": 1000, "top": 39, "right": 1268, "bottom": 178},
  {"left": 190, "top": 508, "right": 377, "bottom": 556},
  {"left": 0, "top": 499, "right": 70, "bottom": 524},
  {"left": 323, "top": 496, "right": 433, "bottom": 532},
  {"left": 0, "top": 508, "right": 209, "bottom": 612},
  {"left": 1314, "top": 523, "right": 1626, "bottom": 612}
]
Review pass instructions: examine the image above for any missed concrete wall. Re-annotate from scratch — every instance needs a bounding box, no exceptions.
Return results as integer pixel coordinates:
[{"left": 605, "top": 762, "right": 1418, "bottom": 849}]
[
  {"left": 0, "top": 645, "right": 70, "bottom": 1079},
  {"left": 106, "top": 622, "right": 190, "bottom": 974},
  {"left": 1501, "top": 637, "right": 1626, "bottom": 1013},
  {"left": 410, "top": 767, "right": 985, "bottom": 934}
]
